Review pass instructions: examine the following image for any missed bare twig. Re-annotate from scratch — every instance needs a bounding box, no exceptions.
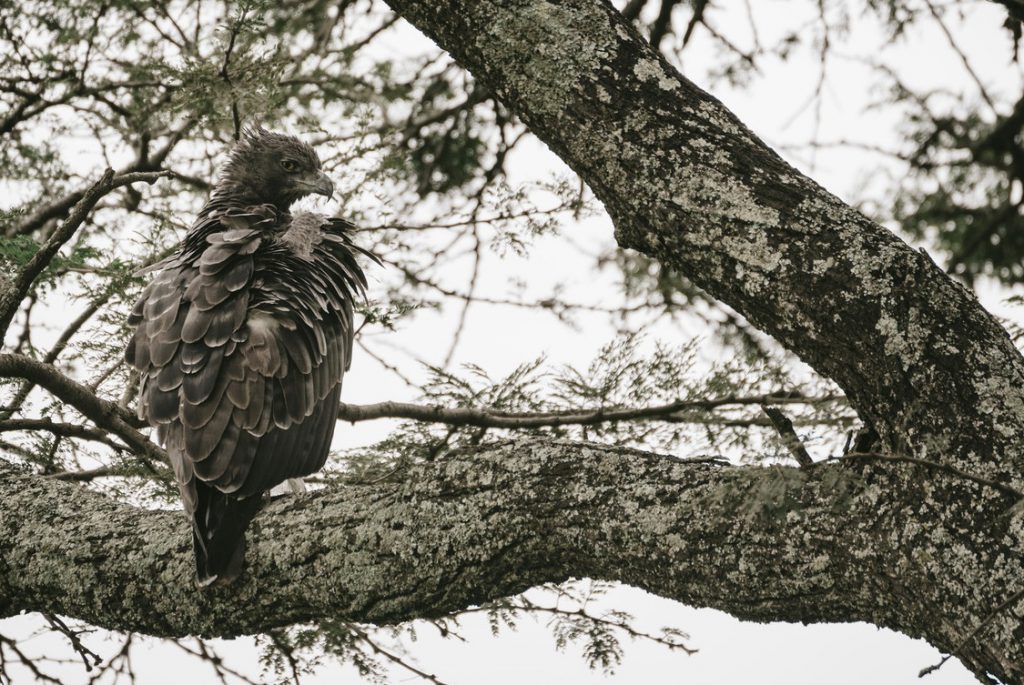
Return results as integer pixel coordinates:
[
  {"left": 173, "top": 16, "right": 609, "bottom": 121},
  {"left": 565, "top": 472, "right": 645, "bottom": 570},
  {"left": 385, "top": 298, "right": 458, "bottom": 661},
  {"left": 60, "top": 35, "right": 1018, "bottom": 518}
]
[
  {"left": 923, "top": 0, "right": 997, "bottom": 113},
  {"left": 344, "top": 623, "right": 450, "bottom": 685},
  {"left": 441, "top": 227, "right": 481, "bottom": 369},
  {"left": 172, "top": 638, "right": 262, "bottom": 685},
  {"left": 43, "top": 614, "right": 101, "bottom": 672},
  {"left": 837, "top": 451, "right": 1023, "bottom": 501},
  {"left": 650, "top": 0, "right": 681, "bottom": 48},
  {"left": 0, "top": 353, "right": 163, "bottom": 468},
  {"left": 680, "top": 0, "right": 709, "bottom": 47},
  {"left": 337, "top": 393, "right": 845, "bottom": 429},
  {"left": 761, "top": 405, "right": 813, "bottom": 466},
  {"left": 220, "top": 6, "right": 245, "bottom": 139},
  {"left": 0, "top": 418, "right": 128, "bottom": 450},
  {"left": 266, "top": 632, "right": 303, "bottom": 685},
  {"left": 0, "top": 632, "right": 63, "bottom": 684},
  {"left": 919, "top": 586, "right": 1024, "bottom": 678}
]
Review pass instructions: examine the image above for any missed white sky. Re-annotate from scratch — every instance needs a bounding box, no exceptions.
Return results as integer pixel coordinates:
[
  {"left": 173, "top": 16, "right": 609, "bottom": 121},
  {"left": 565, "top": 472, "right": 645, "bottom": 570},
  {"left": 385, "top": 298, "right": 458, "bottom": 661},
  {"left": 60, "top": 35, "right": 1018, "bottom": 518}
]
[{"left": 2, "top": 1, "right": 1020, "bottom": 683}]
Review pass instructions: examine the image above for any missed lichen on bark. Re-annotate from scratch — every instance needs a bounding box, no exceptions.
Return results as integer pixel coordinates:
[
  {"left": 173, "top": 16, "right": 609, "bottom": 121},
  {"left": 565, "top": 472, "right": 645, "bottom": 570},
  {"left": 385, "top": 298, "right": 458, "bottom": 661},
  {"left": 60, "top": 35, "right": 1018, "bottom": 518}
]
[
  {"left": 2, "top": 439, "right": 1021, "bottom": 680},
  {"left": 386, "top": 0, "right": 1024, "bottom": 489},
  {"left": 376, "top": 0, "right": 1024, "bottom": 679}
]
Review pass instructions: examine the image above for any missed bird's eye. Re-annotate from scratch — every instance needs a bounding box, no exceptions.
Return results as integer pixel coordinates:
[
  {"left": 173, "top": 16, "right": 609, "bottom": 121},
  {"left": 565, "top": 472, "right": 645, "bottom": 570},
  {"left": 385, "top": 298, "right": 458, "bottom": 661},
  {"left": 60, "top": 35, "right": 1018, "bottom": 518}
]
[{"left": 281, "top": 160, "right": 299, "bottom": 173}]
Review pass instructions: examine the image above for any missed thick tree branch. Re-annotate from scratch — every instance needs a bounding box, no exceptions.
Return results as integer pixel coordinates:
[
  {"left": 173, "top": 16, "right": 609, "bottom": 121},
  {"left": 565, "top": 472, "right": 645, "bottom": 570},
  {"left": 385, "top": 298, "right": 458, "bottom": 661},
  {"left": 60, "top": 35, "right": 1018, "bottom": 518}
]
[
  {"left": 381, "top": 0, "right": 1024, "bottom": 494},
  {"left": 0, "top": 439, "right": 1020, "bottom": 681},
  {"left": 0, "top": 354, "right": 161, "bottom": 465},
  {"left": 362, "top": 4, "right": 1024, "bottom": 678}
]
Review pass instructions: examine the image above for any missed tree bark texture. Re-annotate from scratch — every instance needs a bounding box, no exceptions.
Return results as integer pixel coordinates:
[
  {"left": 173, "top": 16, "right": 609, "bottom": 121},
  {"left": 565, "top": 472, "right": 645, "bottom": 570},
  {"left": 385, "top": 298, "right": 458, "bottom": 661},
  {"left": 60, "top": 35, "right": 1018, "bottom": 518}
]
[
  {"left": 372, "top": 0, "right": 1024, "bottom": 679},
  {"left": 1, "top": 440, "right": 1021, "bottom": 682},
  {"left": 382, "top": 0, "right": 1024, "bottom": 485}
]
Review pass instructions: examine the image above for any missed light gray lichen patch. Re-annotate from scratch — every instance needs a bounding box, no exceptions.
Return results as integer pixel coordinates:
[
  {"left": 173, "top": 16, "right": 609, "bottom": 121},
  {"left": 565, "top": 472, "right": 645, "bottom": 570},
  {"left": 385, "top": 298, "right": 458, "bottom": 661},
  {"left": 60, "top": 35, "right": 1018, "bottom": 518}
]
[
  {"left": 875, "top": 313, "right": 905, "bottom": 362},
  {"left": 485, "top": 2, "right": 619, "bottom": 117},
  {"left": 667, "top": 168, "right": 781, "bottom": 228},
  {"left": 811, "top": 257, "right": 834, "bottom": 276},
  {"left": 696, "top": 100, "right": 742, "bottom": 137},
  {"left": 632, "top": 56, "right": 677, "bottom": 91},
  {"left": 846, "top": 240, "right": 901, "bottom": 299},
  {"left": 972, "top": 356, "right": 1024, "bottom": 440}
]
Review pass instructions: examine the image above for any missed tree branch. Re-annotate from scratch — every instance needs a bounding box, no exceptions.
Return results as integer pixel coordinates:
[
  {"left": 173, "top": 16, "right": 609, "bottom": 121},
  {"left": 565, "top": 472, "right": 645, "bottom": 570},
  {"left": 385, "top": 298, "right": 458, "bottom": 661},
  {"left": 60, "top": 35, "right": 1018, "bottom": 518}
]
[
  {"left": 0, "top": 418, "right": 128, "bottom": 451},
  {"left": 836, "top": 451, "right": 1024, "bottom": 501},
  {"left": 761, "top": 405, "right": 813, "bottom": 466},
  {"left": 0, "top": 439, "right": 1020, "bottom": 679},
  {"left": 336, "top": 393, "right": 845, "bottom": 428},
  {"left": 381, "top": 0, "right": 1024, "bottom": 494},
  {"left": 9, "top": 161, "right": 177, "bottom": 238},
  {"left": 0, "top": 353, "right": 162, "bottom": 466},
  {"left": 0, "top": 169, "right": 172, "bottom": 337}
]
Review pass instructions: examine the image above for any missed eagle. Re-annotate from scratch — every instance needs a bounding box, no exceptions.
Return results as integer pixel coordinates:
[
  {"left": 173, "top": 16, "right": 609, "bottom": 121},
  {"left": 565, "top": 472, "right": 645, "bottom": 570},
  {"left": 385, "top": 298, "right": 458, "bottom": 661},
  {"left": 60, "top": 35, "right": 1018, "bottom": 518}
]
[{"left": 125, "top": 126, "right": 374, "bottom": 586}]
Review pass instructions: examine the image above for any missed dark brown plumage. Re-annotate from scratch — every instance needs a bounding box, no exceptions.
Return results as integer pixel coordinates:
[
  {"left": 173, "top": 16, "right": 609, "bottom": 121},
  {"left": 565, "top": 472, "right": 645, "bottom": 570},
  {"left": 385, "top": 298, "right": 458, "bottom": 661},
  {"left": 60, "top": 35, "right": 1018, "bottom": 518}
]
[{"left": 125, "top": 127, "right": 374, "bottom": 586}]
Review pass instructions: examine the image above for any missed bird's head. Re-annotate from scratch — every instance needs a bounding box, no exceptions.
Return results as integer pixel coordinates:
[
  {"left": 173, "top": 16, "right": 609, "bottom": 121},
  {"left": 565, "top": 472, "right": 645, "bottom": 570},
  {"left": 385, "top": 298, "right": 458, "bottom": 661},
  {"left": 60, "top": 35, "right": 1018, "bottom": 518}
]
[{"left": 217, "top": 126, "right": 334, "bottom": 209}]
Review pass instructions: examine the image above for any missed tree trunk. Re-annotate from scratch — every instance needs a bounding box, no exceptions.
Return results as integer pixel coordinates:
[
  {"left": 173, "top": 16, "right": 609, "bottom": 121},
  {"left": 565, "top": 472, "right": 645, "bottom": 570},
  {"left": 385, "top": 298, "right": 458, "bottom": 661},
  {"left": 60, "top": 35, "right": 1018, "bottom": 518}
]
[{"left": 370, "top": 0, "right": 1024, "bottom": 679}]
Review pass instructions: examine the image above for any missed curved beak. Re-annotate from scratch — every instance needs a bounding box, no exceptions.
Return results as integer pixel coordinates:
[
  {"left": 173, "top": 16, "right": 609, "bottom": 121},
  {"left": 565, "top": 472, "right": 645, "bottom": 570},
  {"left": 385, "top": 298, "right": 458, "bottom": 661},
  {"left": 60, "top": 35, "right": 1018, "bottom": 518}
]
[
  {"left": 308, "top": 170, "right": 334, "bottom": 199},
  {"left": 311, "top": 169, "right": 331, "bottom": 198}
]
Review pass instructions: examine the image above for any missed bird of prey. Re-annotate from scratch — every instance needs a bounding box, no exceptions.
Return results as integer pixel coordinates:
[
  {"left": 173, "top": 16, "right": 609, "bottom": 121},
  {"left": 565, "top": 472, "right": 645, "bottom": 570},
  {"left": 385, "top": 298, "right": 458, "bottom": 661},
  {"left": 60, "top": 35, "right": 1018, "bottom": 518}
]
[{"left": 125, "top": 126, "right": 374, "bottom": 586}]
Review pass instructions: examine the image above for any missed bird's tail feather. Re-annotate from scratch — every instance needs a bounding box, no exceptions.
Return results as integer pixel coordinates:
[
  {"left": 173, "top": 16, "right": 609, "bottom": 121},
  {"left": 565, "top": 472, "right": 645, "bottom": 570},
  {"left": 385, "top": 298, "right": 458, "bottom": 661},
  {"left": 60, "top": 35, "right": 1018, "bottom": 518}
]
[{"left": 192, "top": 483, "right": 263, "bottom": 587}]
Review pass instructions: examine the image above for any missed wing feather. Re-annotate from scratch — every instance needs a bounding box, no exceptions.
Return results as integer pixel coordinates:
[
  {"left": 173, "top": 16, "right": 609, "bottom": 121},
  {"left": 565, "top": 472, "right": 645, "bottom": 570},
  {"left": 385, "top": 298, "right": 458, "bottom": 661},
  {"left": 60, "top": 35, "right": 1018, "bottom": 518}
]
[
  {"left": 127, "top": 208, "right": 369, "bottom": 509},
  {"left": 181, "top": 344, "right": 225, "bottom": 403}
]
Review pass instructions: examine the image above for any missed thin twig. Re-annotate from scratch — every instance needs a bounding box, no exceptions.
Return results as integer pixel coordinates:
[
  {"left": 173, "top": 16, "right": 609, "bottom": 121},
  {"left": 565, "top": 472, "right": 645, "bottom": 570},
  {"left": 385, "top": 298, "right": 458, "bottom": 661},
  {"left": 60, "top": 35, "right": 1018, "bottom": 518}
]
[
  {"left": 0, "top": 633, "right": 63, "bottom": 684},
  {"left": 836, "top": 451, "right": 1023, "bottom": 501},
  {"left": 923, "top": 0, "right": 997, "bottom": 113},
  {"left": 761, "top": 405, "right": 813, "bottom": 466},
  {"left": 344, "top": 623, "right": 450, "bottom": 685},
  {"left": 220, "top": 6, "right": 245, "bottom": 139},
  {"left": 0, "top": 418, "right": 128, "bottom": 450},
  {"left": 336, "top": 393, "right": 845, "bottom": 429},
  {"left": 267, "top": 632, "right": 302, "bottom": 685},
  {"left": 43, "top": 614, "right": 101, "bottom": 672},
  {"left": 918, "top": 587, "right": 1024, "bottom": 678},
  {"left": 680, "top": 0, "right": 709, "bottom": 47}
]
